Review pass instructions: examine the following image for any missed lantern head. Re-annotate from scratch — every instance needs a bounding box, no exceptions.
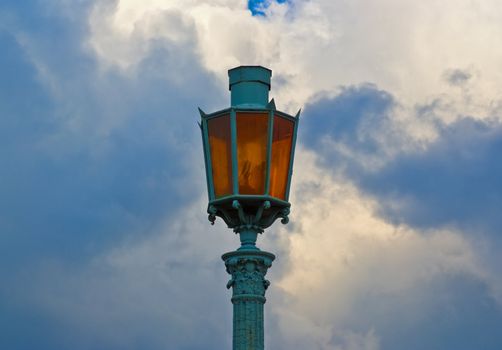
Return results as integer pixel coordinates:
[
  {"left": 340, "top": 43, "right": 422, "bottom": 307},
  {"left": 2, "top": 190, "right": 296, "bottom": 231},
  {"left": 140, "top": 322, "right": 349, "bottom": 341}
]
[{"left": 199, "top": 66, "right": 299, "bottom": 233}]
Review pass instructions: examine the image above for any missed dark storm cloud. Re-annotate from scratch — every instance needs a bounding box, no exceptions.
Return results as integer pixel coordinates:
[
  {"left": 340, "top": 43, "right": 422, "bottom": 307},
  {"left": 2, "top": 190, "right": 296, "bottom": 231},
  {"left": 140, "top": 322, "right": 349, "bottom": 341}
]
[
  {"left": 0, "top": 0, "right": 221, "bottom": 261},
  {"left": 0, "top": 1, "right": 226, "bottom": 349},
  {"left": 301, "top": 84, "right": 502, "bottom": 349},
  {"left": 361, "top": 117, "right": 502, "bottom": 234},
  {"left": 301, "top": 83, "right": 395, "bottom": 172},
  {"left": 330, "top": 274, "right": 502, "bottom": 350},
  {"left": 302, "top": 84, "right": 502, "bottom": 236}
]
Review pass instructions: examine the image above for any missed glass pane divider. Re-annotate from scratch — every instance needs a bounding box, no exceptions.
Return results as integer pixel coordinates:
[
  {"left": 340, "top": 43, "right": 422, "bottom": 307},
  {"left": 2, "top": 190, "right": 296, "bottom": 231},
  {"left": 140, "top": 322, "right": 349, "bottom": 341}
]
[
  {"left": 264, "top": 110, "right": 274, "bottom": 195},
  {"left": 230, "top": 109, "right": 239, "bottom": 195},
  {"left": 202, "top": 118, "right": 215, "bottom": 200},
  {"left": 285, "top": 111, "right": 300, "bottom": 201}
]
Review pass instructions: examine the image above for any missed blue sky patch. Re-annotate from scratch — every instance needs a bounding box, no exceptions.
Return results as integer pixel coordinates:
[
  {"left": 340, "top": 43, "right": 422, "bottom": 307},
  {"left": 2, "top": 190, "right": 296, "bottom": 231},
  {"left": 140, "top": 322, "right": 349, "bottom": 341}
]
[{"left": 248, "top": 0, "right": 288, "bottom": 16}]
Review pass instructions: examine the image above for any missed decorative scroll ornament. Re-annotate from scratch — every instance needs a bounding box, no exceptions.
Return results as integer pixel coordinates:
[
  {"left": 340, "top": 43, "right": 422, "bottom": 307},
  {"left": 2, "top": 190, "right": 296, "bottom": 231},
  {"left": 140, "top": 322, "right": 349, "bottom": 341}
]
[
  {"left": 208, "top": 200, "right": 290, "bottom": 232},
  {"left": 223, "top": 251, "right": 275, "bottom": 299}
]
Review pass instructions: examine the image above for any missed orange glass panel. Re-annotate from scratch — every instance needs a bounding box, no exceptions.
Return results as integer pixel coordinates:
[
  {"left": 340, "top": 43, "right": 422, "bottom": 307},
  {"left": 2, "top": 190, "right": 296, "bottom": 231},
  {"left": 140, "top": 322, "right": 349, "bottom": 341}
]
[
  {"left": 208, "top": 115, "right": 233, "bottom": 198},
  {"left": 270, "top": 116, "right": 294, "bottom": 199},
  {"left": 236, "top": 112, "right": 269, "bottom": 195}
]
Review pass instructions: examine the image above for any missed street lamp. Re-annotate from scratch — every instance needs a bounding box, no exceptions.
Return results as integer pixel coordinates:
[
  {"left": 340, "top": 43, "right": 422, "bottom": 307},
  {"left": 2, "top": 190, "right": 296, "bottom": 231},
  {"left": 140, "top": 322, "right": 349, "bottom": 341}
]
[{"left": 199, "top": 66, "right": 299, "bottom": 350}]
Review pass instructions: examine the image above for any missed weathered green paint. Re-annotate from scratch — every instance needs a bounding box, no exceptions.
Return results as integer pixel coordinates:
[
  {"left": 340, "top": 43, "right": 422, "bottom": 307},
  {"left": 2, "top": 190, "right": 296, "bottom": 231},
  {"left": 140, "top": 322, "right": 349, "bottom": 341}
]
[
  {"left": 228, "top": 66, "right": 271, "bottom": 108},
  {"left": 199, "top": 66, "right": 299, "bottom": 350},
  {"left": 222, "top": 248, "right": 275, "bottom": 350}
]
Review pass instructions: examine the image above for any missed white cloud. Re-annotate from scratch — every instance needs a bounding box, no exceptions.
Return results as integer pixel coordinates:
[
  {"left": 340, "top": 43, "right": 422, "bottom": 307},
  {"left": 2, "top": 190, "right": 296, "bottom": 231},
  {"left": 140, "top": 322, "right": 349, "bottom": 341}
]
[{"left": 88, "top": 0, "right": 502, "bottom": 120}]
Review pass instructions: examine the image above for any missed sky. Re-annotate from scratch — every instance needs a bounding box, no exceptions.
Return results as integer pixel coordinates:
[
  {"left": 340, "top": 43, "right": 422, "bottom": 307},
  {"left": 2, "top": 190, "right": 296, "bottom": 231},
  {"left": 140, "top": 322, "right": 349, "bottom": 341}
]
[{"left": 1, "top": 0, "right": 502, "bottom": 349}]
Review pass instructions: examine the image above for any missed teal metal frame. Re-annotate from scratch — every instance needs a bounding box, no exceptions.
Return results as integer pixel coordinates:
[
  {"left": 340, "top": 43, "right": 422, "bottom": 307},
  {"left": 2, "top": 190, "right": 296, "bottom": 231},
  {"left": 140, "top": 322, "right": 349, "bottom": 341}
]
[
  {"left": 198, "top": 66, "right": 300, "bottom": 350},
  {"left": 199, "top": 105, "right": 299, "bottom": 227}
]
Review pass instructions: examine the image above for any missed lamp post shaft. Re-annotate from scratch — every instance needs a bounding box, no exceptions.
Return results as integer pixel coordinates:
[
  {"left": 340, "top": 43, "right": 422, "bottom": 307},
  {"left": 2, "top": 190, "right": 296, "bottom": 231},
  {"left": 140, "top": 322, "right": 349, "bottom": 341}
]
[{"left": 223, "top": 228, "right": 275, "bottom": 350}]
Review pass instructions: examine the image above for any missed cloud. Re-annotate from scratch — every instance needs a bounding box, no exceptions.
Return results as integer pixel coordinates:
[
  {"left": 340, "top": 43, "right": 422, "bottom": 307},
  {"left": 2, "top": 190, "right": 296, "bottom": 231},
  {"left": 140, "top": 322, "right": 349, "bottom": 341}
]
[
  {"left": 6, "top": 198, "right": 237, "bottom": 350},
  {"left": 360, "top": 118, "right": 502, "bottom": 234},
  {"left": 301, "top": 82, "right": 502, "bottom": 241},
  {"left": 0, "top": 0, "right": 224, "bottom": 264},
  {"left": 83, "top": 0, "right": 502, "bottom": 119},
  {"left": 301, "top": 84, "right": 398, "bottom": 171},
  {"left": 0, "top": 2, "right": 228, "bottom": 348},
  {"left": 2, "top": 0, "right": 502, "bottom": 349}
]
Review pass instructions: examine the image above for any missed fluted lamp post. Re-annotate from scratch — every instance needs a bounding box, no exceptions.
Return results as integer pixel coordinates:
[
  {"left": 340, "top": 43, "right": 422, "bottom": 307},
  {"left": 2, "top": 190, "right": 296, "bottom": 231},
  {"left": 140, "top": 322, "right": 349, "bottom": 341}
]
[{"left": 199, "top": 66, "right": 299, "bottom": 350}]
